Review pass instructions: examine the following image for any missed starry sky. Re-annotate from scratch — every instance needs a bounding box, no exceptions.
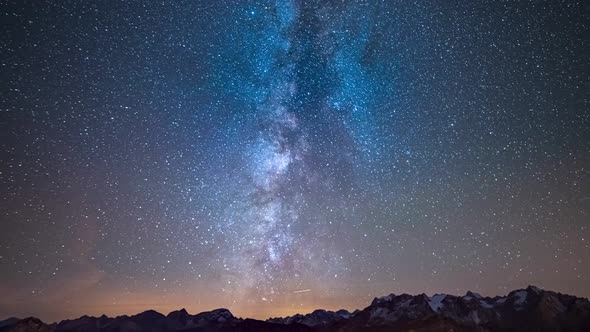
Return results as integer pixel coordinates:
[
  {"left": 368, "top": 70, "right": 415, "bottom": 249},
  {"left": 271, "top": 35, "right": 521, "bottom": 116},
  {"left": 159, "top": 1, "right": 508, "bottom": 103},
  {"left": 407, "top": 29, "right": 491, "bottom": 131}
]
[{"left": 1, "top": 0, "right": 589, "bottom": 323}]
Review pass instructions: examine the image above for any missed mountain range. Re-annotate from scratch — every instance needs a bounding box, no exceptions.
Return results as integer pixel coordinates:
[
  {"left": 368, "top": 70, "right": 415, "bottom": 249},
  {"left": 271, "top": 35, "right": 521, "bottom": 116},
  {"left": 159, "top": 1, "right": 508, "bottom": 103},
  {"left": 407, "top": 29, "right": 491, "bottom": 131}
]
[{"left": 2, "top": 286, "right": 589, "bottom": 332}]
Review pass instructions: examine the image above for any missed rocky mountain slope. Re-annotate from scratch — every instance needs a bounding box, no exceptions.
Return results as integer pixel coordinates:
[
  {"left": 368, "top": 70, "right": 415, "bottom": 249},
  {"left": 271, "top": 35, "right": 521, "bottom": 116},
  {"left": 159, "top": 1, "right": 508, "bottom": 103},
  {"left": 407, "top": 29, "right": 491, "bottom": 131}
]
[{"left": 2, "top": 286, "right": 588, "bottom": 332}]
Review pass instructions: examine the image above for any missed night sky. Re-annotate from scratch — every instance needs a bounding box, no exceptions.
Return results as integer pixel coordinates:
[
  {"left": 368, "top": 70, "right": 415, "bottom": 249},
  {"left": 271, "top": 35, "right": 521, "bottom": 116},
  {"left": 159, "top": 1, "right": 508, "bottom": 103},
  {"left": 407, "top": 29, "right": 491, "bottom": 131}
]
[{"left": 1, "top": 0, "right": 589, "bottom": 323}]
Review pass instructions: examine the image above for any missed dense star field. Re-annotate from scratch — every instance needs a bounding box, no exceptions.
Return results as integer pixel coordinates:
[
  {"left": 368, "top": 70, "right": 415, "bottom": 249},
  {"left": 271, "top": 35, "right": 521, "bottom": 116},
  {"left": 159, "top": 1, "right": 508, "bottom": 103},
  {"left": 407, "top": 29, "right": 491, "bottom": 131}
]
[{"left": 1, "top": 0, "right": 589, "bottom": 323}]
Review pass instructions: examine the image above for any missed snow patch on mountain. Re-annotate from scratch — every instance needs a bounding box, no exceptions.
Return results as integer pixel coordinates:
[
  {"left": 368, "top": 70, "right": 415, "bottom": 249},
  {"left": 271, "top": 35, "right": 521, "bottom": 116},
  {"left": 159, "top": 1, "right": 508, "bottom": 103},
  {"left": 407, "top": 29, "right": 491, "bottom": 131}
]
[
  {"left": 514, "top": 290, "right": 528, "bottom": 306},
  {"left": 428, "top": 294, "right": 446, "bottom": 312},
  {"left": 479, "top": 299, "right": 494, "bottom": 309}
]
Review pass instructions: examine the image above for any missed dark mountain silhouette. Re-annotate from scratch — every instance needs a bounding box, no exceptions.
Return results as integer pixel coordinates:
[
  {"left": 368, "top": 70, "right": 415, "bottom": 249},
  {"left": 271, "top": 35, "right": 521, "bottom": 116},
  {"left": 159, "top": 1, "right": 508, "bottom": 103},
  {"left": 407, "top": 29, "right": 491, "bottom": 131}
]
[{"left": 2, "top": 286, "right": 589, "bottom": 332}]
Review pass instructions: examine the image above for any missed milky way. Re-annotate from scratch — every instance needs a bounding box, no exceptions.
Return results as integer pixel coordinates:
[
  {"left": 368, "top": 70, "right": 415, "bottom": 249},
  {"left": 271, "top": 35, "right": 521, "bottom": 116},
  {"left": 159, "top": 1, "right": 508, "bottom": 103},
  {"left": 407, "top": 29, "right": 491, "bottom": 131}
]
[
  {"left": 222, "top": 0, "right": 307, "bottom": 299},
  {"left": 1, "top": 0, "right": 589, "bottom": 322}
]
